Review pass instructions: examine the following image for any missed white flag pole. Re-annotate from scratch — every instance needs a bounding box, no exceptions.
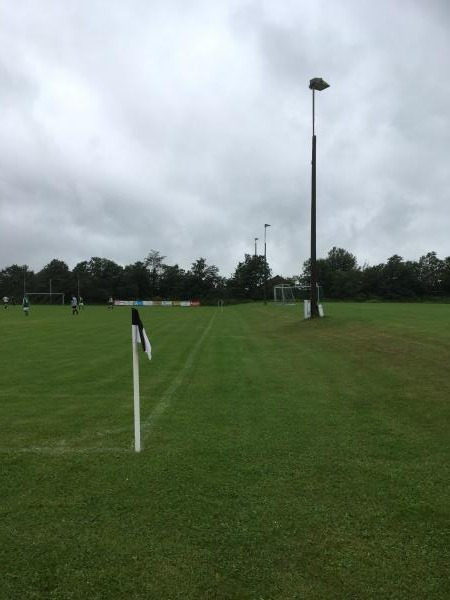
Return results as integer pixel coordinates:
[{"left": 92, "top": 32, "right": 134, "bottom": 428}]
[{"left": 132, "top": 330, "right": 141, "bottom": 453}]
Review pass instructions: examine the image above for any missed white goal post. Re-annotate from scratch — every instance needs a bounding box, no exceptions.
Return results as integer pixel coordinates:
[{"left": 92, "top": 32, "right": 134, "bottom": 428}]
[
  {"left": 273, "top": 284, "right": 323, "bottom": 304},
  {"left": 26, "top": 293, "right": 65, "bottom": 305}
]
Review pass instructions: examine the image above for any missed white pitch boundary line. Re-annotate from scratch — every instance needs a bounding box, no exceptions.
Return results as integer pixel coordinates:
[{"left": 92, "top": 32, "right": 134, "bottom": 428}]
[{"left": 141, "top": 311, "right": 217, "bottom": 438}]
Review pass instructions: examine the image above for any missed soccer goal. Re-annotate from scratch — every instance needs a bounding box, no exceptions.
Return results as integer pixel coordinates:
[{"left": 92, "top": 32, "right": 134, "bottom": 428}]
[
  {"left": 273, "top": 284, "right": 296, "bottom": 304},
  {"left": 273, "top": 284, "right": 323, "bottom": 305},
  {"left": 26, "top": 293, "right": 65, "bottom": 305}
]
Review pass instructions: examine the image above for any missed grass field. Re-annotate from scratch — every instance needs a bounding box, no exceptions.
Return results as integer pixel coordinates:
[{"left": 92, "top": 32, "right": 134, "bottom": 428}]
[{"left": 1, "top": 302, "right": 449, "bottom": 599}]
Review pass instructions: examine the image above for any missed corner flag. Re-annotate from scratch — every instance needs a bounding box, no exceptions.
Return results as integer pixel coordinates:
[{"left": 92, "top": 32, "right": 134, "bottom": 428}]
[
  {"left": 132, "top": 308, "right": 151, "bottom": 360},
  {"left": 131, "top": 308, "right": 151, "bottom": 452}
]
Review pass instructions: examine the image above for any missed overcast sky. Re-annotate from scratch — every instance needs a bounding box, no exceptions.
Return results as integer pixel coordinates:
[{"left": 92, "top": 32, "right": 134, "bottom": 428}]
[{"left": 1, "top": 0, "right": 449, "bottom": 278}]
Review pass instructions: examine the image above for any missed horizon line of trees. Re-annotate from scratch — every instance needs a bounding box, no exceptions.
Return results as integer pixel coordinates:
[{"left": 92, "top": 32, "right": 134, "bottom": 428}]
[
  {"left": 299, "top": 247, "right": 450, "bottom": 301},
  {"left": 0, "top": 250, "right": 271, "bottom": 304},
  {"left": 2, "top": 247, "right": 450, "bottom": 304}
]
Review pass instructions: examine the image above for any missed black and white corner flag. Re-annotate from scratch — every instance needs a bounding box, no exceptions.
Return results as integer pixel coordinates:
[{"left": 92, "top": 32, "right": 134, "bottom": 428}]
[{"left": 131, "top": 308, "right": 152, "bottom": 360}]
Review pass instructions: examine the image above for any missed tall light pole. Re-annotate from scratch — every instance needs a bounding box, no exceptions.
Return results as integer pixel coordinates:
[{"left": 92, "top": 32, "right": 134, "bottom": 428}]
[
  {"left": 264, "top": 224, "right": 271, "bottom": 304},
  {"left": 309, "top": 77, "right": 329, "bottom": 318},
  {"left": 254, "top": 237, "right": 259, "bottom": 257},
  {"left": 49, "top": 278, "right": 52, "bottom": 305}
]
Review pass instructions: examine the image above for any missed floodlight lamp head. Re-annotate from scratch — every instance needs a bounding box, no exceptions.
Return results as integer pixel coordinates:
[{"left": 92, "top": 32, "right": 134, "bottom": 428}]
[
  {"left": 309, "top": 77, "right": 330, "bottom": 91},
  {"left": 265, "top": 223, "right": 271, "bottom": 228}
]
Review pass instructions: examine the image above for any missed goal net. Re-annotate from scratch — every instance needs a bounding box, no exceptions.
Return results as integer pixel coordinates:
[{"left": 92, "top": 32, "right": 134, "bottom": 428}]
[
  {"left": 273, "top": 284, "right": 323, "bottom": 305},
  {"left": 26, "top": 293, "right": 65, "bottom": 305}
]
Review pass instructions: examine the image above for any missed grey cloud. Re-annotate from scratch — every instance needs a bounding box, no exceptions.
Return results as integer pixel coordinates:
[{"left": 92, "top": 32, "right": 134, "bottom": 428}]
[{"left": 1, "top": 0, "right": 450, "bottom": 279}]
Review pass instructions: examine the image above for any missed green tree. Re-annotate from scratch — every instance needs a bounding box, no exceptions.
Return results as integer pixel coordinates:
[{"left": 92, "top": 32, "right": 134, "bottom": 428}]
[
  {"left": 230, "top": 254, "right": 271, "bottom": 299},
  {"left": 186, "top": 258, "right": 222, "bottom": 299},
  {"left": 361, "top": 263, "right": 384, "bottom": 298},
  {"left": 301, "top": 248, "right": 360, "bottom": 299},
  {"left": 300, "top": 258, "right": 332, "bottom": 294},
  {"left": 85, "top": 257, "right": 123, "bottom": 302},
  {"left": 327, "top": 247, "right": 357, "bottom": 272},
  {"left": 441, "top": 257, "right": 450, "bottom": 295},
  {"left": 381, "top": 255, "right": 419, "bottom": 300},
  {"left": 0, "top": 264, "right": 32, "bottom": 301},
  {"left": 35, "top": 259, "right": 71, "bottom": 299},
  {"left": 144, "top": 250, "right": 166, "bottom": 297},
  {"left": 73, "top": 261, "right": 91, "bottom": 301},
  {"left": 159, "top": 264, "right": 187, "bottom": 299},
  {"left": 417, "top": 252, "right": 443, "bottom": 295},
  {"left": 120, "top": 261, "right": 152, "bottom": 299}
]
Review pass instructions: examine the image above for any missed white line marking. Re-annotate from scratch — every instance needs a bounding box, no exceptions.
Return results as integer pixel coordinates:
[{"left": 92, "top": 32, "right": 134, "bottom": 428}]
[
  {"left": 0, "top": 447, "right": 129, "bottom": 454},
  {"left": 1, "top": 313, "right": 217, "bottom": 455},
  {"left": 142, "top": 311, "right": 217, "bottom": 436}
]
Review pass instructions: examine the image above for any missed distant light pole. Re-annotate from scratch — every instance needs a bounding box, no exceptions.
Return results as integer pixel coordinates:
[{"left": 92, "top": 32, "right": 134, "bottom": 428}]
[
  {"left": 254, "top": 237, "right": 259, "bottom": 257},
  {"left": 49, "top": 278, "right": 52, "bottom": 305},
  {"left": 309, "top": 77, "right": 329, "bottom": 318},
  {"left": 264, "top": 224, "right": 271, "bottom": 304}
]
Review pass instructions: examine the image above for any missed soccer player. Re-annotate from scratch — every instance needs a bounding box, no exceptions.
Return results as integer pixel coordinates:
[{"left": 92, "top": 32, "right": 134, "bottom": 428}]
[
  {"left": 79, "top": 296, "right": 84, "bottom": 310},
  {"left": 3, "top": 295, "right": 9, "bottom": 309},
  {"left": 71, "top": 296, "right": 79, "bottom": 315},
  {"left": 22, "top": 296, "right": 30, "bottom": 316},
  {"left": 107, "top": 296, "right": 114, "bottom": 309}
]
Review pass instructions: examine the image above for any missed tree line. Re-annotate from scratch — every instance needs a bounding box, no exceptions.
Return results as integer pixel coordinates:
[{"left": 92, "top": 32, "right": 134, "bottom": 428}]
[
  {"left": 2, "top": 247, "right": 450, "bottom": 304},
  {"left": 0, "top": 250, "right": 271, "bottom": 305},
  {"left": 299, "top": 247, "right": 450, "bottom": 301}
]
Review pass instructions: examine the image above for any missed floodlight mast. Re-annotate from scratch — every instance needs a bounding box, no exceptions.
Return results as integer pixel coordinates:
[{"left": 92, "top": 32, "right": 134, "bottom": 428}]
[{"left": 309, "top": 77, "right": 329, "bottom": 318}]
